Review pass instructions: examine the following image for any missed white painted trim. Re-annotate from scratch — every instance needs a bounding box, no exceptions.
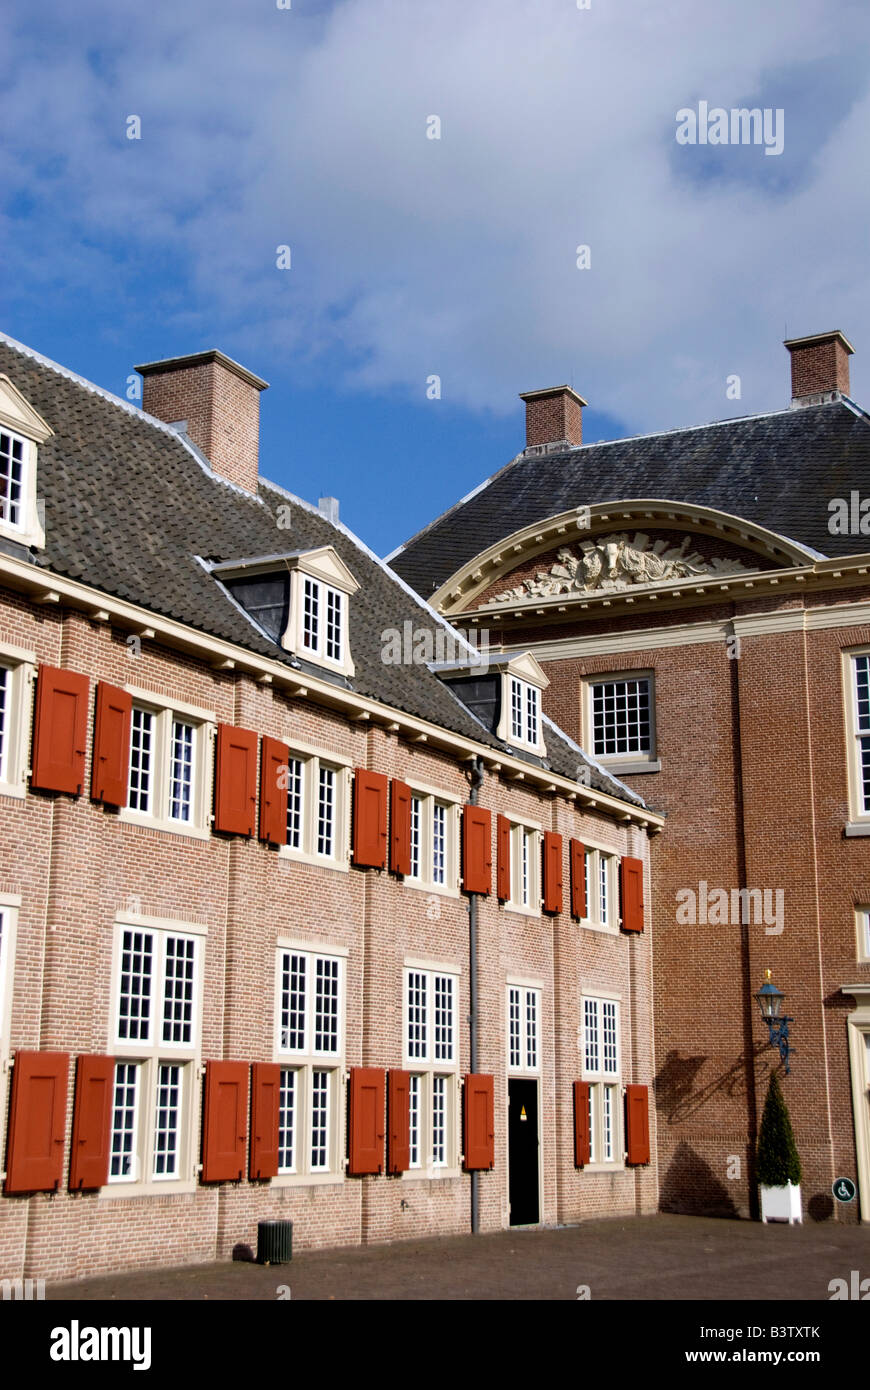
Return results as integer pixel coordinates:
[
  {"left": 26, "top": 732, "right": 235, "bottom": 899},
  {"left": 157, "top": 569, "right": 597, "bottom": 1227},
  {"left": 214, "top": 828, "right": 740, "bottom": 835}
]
[
  {"left": 0, "top": 548, "right": 660, "bottom": 827},
  {"left": 404, "top": 956, "right": 463, "bottom": 976}
]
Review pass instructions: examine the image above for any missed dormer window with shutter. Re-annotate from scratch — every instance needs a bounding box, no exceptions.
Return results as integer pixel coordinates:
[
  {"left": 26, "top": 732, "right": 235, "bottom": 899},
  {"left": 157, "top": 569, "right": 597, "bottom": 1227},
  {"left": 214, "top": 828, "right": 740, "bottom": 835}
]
[
  {"left": 0, "top": 374, "right": 51, "bottom": 550},
  {"left": 210, "top": 547, "right": 359, "bottom": 678}
]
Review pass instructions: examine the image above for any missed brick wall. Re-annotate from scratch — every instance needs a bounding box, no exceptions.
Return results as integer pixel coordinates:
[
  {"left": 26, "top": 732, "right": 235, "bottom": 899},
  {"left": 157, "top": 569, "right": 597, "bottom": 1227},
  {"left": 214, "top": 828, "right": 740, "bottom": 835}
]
[{"left": 0, "top": 588, "right": 656, "bottom": 1281}]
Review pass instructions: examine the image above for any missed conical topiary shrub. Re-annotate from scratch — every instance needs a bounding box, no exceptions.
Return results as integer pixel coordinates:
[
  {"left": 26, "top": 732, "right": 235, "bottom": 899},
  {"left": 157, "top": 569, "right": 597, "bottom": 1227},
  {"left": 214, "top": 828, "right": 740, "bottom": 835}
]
[{"left": 756, "top": 1072, "right": 802, "bottom": 1188}]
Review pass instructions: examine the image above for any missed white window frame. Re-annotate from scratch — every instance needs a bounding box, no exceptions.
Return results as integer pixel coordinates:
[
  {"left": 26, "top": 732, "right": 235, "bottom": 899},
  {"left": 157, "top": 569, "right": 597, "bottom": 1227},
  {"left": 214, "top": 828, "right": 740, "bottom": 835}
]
[
  {"left": 278, "top": 739, "right": 351, "bottom": 871},
  {"left": 855, "top": 907, "right": 870, "bottom": 965},
  {"left": 118, "top": 686, "right": 214, "bottom": 839},
  {"left": 581, "top": 993, "right": 623, "bottom": 1169},
  {"left": 505, "top": 817, "right": 541, "bottom": 917},
  {"left": 103, "top": 912, "right": 207, "bottom": 1198},
  {"left": 0, "top": 374, "right": 50, "bottom": 551},
  {"left": 0, "top": 640, "right": 35, "bottom": 800},
  {"left": 403, "top": 780, "right": 461, "bottom": 896},
  {"left": 273, "top": 941, "right": 347, "bottom": 1186},
  {"left": 0, "top": 895, "right": 19, "bottom": 1165},
  {"left": 283, "top": 550, "right": 359, "bottom": 677},
  {"left": 507, "top": 983, "right": 541, "bottom": 1075},
  {"left": 585, "top": 671, "right": 656, "bottom": 771},
  {"left": 403, "top": 963, "right": 461, "bottom": 1178},
  {"left": 498, "top": 676, "right": 545, "bottom": 755},
  {"left": 844, "top": 651, "right": 870, "bottom": 826},
  {"left": 581, "top": 841, "right": 619, "bottom": 934}
]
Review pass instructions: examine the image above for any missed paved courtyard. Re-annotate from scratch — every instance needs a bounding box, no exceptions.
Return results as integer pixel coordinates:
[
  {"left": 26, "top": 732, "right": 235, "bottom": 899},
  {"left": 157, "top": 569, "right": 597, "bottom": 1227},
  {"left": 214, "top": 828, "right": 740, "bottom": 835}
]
[{"left": 47, "top": 1214, "right": 870, "bottom": 1301}]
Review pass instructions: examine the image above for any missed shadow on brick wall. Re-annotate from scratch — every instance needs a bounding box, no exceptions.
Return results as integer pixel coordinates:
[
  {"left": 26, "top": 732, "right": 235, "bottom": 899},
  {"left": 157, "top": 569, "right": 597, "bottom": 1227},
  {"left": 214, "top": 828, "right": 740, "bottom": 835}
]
[{"left": 659, "top": 1142, "right": 740, "bottom": 1218}]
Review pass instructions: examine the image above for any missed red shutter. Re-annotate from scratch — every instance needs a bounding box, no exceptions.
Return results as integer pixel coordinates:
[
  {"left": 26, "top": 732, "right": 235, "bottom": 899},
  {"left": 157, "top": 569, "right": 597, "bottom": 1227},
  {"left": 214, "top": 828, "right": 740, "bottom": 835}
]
[
  {"left": 463, "top": 1073, "right": 494, "bottom": 1171},
  {"left": 249, "top": 1063, "right": 280, "bottom": 1180},
  {"left": 390, "top": 779, "right": 412, "bottom": 876},
  {"left": 91, "top": 682, "right": 132, "bottom": 806},
  {"left": 387, "top": 1069, "right": 411, "bottom": 1175},
  {"left": 31, "top": 665, "right": 89, "bottom": 795},
  {"left": 620, "top": 856, "right": 645, "bottom": 933},
  {"left": 4, "top": 1050, "right": 69, "bottom": 1194},
  {"left": 201, "top": 1061, "right": 248, "bottom": 1182},
  {"left": 69, "top": 1055, "right": 115, "bottom": 1190},
  {"left": 353, "top": 770, "right": 388, "bottom": 868},
  {"left": 570, "top": 839, "right": 586, "bottom": 920},
  {"left": 573, "top": 1080, "right": 591, "bottom": 1167},
  {"left": 347, "top": 1067, "right": 385, "bottom": 1175},
  {"left": 214, "top": 725, "right": 258, "bottom": 836},
  {"left": 625, "top": 1084, "right": 651, "bottom": 1165},
  {"left": 259, "top": 737, "right": 289, "bottom": 846},
  {"left": 542, "top": 831, "right": 563, "bottom": 914},
  {"left": 496, "top": 814, "right": 511, "bottom": 901},
  {"left": 462, "top": 806, "right": 492, "bottom": 895}
]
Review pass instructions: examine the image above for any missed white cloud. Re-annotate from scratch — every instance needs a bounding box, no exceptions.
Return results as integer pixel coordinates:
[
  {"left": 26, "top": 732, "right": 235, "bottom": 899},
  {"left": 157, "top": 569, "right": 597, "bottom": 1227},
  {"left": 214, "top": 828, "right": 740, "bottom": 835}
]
[{"left": 3, "top": 0, "right": 870, "bottom": 428}]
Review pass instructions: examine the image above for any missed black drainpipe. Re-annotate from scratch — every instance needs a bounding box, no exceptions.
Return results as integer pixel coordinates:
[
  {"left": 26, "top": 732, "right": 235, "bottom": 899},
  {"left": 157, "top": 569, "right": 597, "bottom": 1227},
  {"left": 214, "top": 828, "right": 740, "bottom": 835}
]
[{"left": 468, "top": 755, "right": 485, "bottom": 1234}]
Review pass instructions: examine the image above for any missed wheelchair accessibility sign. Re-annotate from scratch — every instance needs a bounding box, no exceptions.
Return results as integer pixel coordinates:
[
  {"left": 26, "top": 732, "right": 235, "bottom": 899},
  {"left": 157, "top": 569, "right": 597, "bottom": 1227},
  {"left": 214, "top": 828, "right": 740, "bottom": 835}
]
[{"left": 833, "top": 1176, "right": 856, "bottom": 1203}]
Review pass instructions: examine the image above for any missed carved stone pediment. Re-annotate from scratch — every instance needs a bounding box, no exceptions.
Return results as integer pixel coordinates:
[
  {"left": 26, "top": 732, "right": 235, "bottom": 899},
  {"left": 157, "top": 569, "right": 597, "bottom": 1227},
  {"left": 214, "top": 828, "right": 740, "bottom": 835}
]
[{"left": 494, "top": 533, "right": 749, "bottom": 602}]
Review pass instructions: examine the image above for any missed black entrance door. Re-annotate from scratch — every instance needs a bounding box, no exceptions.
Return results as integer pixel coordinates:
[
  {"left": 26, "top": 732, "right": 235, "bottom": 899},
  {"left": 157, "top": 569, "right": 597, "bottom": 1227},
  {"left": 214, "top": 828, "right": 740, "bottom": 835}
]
[{"left": 508, "top": 1078, "right": 539, "bottom": 1225}]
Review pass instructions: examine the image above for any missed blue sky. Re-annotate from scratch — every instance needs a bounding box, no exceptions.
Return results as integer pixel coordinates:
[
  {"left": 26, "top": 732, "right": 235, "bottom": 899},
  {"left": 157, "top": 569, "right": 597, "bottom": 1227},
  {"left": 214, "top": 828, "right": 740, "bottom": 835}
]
[{"left": 2, "top": 0, "right": 870, "bottom": 556}]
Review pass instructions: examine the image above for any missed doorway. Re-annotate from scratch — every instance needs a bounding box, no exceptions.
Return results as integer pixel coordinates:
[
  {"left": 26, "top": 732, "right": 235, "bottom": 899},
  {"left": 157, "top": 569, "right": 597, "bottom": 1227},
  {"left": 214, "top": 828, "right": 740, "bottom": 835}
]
[{"left": 508, "top": 1078, "right": 540, "bottom": 1225}]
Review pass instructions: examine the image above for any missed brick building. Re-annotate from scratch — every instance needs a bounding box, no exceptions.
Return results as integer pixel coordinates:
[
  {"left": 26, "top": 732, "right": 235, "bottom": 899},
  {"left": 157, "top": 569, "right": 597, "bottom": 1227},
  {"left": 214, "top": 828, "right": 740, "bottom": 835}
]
[
  {"left": 391, "top": 330, "right": 870, "bottom": 1225},
  {"left": 0, "top": 332, "right": 659, "bottom": 1283}
]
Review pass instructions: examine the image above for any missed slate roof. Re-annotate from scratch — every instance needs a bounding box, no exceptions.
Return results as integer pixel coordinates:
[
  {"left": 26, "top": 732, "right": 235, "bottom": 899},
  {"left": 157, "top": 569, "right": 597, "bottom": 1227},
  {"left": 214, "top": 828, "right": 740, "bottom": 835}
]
[
  {"left": 0, "top": 332, "right": 641, "bottom": 808},
  {"left": 389, "top": 399, "right": 870, "bottom": 598}
]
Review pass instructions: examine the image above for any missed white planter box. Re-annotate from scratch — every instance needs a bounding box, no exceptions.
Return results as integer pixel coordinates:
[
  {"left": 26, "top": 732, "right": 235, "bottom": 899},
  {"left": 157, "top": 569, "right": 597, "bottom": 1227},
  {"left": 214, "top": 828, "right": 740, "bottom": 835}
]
[{"left": 760, "top": 1182, "right": 802, "bottom": 1224}]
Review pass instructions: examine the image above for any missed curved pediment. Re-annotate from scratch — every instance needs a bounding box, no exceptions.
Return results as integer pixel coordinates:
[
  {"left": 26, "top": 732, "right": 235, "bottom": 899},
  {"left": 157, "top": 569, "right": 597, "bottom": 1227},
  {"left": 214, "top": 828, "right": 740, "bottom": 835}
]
[{"left": 431, "top": 500, "right": 820, "bottom": 616}]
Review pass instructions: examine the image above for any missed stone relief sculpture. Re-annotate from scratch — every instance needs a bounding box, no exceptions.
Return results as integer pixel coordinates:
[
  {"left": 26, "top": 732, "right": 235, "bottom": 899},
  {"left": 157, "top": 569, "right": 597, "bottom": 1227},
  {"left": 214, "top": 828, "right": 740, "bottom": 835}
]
[{"left": 495, "top": 533, "right": 748, "bottom": 601}]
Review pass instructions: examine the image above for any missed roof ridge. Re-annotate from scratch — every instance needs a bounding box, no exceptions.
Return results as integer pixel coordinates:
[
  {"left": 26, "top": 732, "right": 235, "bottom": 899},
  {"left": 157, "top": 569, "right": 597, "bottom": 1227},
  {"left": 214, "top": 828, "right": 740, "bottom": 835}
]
[
  {"left": 386, "top": 451, "right": 525, "bottom": 563},
  {"left": 258, "top": 477, "right": 481, "bottom": 659},
  {"left": 0, "top": 330, "right": 266, "bottom": 504}
]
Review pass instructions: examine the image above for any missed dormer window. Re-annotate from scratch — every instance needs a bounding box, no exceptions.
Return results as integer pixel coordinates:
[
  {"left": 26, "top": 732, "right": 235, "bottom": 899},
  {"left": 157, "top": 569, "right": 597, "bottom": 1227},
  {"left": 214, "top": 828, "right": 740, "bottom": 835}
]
[
  {"left": 509, "top": 677, "right": 540, "bottom": 749},
  {"left": 0, "top": 374, "right": 51, "bottom": 550},
  {"left": 301, "top": 576, "right": 345, "bottom": 664},
  {"left": 495, "top": 654, "right": 548, "bottom": 755},
  {"left": 210, "top": 546, "right": 358, "bottom": 679}
]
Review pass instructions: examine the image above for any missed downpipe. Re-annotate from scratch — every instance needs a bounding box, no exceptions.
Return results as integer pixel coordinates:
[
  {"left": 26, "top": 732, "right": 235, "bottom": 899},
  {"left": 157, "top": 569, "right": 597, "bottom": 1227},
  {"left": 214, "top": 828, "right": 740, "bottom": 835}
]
[{"left": 468, "top": 755, "right": 485, "bottom": 1235}]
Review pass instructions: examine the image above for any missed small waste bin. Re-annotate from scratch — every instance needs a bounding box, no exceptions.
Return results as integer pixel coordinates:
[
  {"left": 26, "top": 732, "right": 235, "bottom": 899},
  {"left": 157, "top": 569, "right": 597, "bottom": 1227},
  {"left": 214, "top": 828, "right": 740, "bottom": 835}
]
[{"left": 257, "top": 1219, "right": 293, "bottom": 1265}]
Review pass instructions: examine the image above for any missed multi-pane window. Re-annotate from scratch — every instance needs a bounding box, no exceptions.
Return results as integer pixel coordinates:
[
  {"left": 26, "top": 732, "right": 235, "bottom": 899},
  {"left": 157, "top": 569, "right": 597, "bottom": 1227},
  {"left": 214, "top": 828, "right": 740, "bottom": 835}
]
[
  {"left": 583, "top": 996, "right": 621, "bottom": 1165},
  {"left": 582, "top": 847, "right": 617, "bottom": 929},
  {"left": 281, "top": 749, "right": 347, "bottom": 866},
  {"left": 276, "top": 947, "right": 344, "bottom": 1179},
  {"left": 853, "top": 656, "right": 870, "bottom": 814},
  {"left": 0, "top": 654, "right": 30, "bottom": 794},
  {"left": 404, "top": 966, "right": 458, "bottom": 1173},
  {"left": 507, "top": 822, "right": 540, "bottom": 912},
  {"left": 507, "top": 986, "right": 540, "bottom": 1073},
  {"left": 0, "top": 907, "right": 9, "bottom": 1039},
  {"left": 109, "top": 923, "right": 201, "bottom": 1187},
  {"left": 300, "top": 576, "right": 345, "bottom": 666},
  {"left": 403, "top": 790, "right": 456, "bottom": 890},
  {"left": 286, "top": 758, "right": 303, "bottom": 849},
  {"left": 507, "top": 677, "right": 542, "bottom": 750},
  {"left": 0, "top": 429, "right": 24, "bottom": 528},
  {"left": 590, "top": 677, "right": 652, "bottom": 758},
  {"left": 125, "top": 702, "right": 206, "bottom": 830}
]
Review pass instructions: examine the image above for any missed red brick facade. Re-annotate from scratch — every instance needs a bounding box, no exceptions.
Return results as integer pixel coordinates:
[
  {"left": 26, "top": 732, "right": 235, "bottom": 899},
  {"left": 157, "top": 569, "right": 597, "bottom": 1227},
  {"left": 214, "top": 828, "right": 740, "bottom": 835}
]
[{"left": 0, "top": 588, "right": 657, "bottom": 1283}]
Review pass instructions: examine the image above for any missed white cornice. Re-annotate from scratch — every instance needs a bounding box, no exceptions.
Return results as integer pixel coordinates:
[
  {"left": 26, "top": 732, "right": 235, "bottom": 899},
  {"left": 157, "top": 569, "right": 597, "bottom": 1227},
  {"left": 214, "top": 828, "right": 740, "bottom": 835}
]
[{"left": 433, "top": 499, "right": 822, "bottom": 615}]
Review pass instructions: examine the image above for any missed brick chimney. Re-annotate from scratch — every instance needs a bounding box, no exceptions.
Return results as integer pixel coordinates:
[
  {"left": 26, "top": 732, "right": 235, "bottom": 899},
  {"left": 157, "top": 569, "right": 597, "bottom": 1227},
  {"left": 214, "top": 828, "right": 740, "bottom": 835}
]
[
  {"left": 519, "top": 385, "right": 587, "bottom": 449},
  {"left": 135, "top": 349, "right": 269, "bottom": 493},
  {"left": 784, "top": 330, "right": 853, "bottom": 405}
]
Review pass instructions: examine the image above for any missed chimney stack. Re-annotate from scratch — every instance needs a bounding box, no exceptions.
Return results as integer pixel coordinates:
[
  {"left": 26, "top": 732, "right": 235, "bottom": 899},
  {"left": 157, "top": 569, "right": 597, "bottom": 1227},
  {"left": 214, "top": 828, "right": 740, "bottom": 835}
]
[
  {"left": 784, "top": 330, "right": 853, "bottom": 405},
  {"left": 519, "top": 385, "right": 586, "bottom": 449},
  {"left": 136, "top": 349, "right": 269, "bottom": 493}
]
